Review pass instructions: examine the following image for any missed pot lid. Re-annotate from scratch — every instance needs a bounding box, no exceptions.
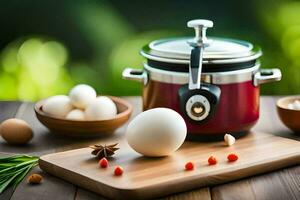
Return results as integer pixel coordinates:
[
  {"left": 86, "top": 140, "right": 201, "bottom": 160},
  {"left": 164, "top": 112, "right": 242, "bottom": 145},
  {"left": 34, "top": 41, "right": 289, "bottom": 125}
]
[{"left": 141, "top": 37, "right": 261, "bottom": 64}]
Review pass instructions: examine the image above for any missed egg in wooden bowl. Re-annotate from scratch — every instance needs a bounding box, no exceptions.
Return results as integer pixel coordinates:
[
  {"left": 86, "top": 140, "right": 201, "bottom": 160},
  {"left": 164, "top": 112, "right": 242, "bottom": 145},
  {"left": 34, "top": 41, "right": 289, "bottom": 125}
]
[
  {"left": 277, "top": 96, "right": 300, "bottom": 134},
  {"left": 34, "top": 95, "right": 133, "bottom": 137}
]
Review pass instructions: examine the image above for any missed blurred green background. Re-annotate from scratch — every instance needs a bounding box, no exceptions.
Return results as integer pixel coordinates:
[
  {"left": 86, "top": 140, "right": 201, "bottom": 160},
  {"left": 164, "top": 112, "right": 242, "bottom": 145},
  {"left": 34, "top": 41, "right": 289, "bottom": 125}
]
[{"left": 0, "top": 0, "right": 299, "bottom": 100}]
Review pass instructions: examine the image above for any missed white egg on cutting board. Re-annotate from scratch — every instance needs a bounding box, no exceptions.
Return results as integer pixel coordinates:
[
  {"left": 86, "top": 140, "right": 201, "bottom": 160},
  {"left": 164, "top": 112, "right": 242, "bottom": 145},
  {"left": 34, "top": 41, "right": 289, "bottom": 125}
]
[
  {"left": 69, "top": 84, "right": 97, "bottom": 109},
  {"left": 43, "top": 95, "right": 73, "bottom": 118},
  {"left": 85, "top": 96, "right": 117, "bottom": 120},
  {"left": 126, "top": 108, "right": 187, "bottom": 157}
]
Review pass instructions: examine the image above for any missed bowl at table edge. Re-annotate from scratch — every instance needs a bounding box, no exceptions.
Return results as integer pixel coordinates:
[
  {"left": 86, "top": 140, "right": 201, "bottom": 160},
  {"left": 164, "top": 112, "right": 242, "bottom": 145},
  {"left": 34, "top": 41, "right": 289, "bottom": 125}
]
[
  {"left": 34, "top": 96, "right": 133, "bottom": 137},
  {"left": 277, "top": 96, "right": 300, "bottom": 134}
]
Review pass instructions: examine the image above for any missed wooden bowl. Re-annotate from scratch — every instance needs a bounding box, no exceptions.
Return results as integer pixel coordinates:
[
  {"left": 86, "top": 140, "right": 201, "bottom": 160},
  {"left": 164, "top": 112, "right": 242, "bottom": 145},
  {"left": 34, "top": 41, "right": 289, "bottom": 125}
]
[
  {"left": 34, "top": 96, "right": 133, "bottom": 137},
  {"left": 277, "top": 96, "right": 300, "bottom": 134}
]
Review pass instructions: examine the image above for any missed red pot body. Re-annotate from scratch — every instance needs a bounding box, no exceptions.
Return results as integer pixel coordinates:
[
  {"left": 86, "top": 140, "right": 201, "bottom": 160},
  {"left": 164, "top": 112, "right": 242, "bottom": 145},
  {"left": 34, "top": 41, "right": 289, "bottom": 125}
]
[
  {"left": 122, "top": 33, "right": 281, "bottom": 139},
  {"left": 143, "top": 80, "right": 259, "bottom": 135}
]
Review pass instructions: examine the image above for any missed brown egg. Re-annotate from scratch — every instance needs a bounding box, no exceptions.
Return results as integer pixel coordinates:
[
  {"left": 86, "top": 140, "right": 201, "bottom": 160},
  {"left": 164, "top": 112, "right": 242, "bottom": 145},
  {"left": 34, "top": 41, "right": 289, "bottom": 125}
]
[{"left": 0, "top": 118, "right": 33, "bottom": 145}]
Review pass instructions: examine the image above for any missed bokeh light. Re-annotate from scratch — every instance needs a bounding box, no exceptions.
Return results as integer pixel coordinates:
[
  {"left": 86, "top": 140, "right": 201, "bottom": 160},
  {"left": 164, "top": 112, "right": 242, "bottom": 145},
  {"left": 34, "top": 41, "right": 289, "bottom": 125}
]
[
  {"left": 0, "top": 38, "right": 73, "bottom": 100},
  {"left": 0, "top": 0, "right": 300, "bottom": 100}
]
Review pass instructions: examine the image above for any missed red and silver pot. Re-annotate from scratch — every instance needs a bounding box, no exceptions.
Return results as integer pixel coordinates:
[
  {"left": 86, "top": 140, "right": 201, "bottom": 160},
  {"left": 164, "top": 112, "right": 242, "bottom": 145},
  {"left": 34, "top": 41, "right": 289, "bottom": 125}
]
[{"left": 122, "top": 19, "right": 282, "bottom": 140}]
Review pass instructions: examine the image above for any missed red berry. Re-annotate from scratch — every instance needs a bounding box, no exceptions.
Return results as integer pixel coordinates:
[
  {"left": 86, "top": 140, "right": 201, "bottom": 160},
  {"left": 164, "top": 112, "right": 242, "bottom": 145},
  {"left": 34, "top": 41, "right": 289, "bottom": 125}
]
[
  {"left": 185, "top": 162, "right": 194, "bottom": 171},
  {"left": 227, "top": 153, "right": 239, "bottom": 162},
  {"left": 114, "top": 166, "right": 123, "bottom": 176},
  {"left": 99, "top": 158, "right": 108, "bottom": 168},
  {"left": 208, "top": 156, "right": 217, "bottom": 165}
]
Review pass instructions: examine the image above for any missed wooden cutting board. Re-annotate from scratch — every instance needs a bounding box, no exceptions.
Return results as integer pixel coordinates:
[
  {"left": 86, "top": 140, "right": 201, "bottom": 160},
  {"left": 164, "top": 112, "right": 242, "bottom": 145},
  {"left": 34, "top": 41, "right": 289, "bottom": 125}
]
[{"left": 39, "top": 132, "right": 300, "bottom": 200}]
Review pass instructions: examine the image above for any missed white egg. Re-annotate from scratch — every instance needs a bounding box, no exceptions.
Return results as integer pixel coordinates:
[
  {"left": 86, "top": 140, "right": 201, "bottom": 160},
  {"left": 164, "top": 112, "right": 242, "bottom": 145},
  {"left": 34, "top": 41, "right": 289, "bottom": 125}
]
[
  {"left": 43, "top": 95, "right": 73, "bottom": 117},
  {"left": 66, "top": 109, "right": 85, "bottom": 120},
  {"left": 126, "top": 108, "right": 187, "bottom": 157},
  {"left": 85, "top": 96, "right": 117, "bottom": 120},
  {"left": 293, "top": 100, "right": 300, "bottom": 110},
  {"left": 69, "top": 84, "right": 97, "bottom": 109}
]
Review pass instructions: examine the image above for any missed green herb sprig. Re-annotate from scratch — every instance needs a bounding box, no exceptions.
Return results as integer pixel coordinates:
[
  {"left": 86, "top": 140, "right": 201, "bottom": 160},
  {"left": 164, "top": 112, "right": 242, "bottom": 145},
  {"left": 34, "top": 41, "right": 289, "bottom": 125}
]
[{"left": 0, "top": 155, "right": 38, "bottom": 193}]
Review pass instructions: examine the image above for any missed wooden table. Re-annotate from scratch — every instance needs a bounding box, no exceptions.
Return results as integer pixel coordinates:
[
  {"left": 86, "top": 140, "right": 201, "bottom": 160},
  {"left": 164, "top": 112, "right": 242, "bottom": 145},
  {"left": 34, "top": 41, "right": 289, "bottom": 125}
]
[{"left": 0, "top": 97, "right": 299, "bottom": 200}]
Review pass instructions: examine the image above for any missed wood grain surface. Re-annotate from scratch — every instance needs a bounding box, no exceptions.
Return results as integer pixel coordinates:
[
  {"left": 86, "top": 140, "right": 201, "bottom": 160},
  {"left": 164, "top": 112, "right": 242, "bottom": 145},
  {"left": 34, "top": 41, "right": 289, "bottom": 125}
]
[
  {"left": 211, "top": 165, "right": 300, "bottom": 200},
  {"left": 39, "top": 131, "right": 300, "bottom": 199},
  {"left": 0, "top": 97, "right": 300, "bottom": 200}
]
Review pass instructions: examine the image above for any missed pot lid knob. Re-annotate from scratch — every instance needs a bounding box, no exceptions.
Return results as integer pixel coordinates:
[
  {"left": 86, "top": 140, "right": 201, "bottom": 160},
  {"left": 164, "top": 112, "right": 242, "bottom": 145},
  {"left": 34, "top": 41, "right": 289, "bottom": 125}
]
[{"left": 187, "top": 19, "right": 213, "bottom": 47}]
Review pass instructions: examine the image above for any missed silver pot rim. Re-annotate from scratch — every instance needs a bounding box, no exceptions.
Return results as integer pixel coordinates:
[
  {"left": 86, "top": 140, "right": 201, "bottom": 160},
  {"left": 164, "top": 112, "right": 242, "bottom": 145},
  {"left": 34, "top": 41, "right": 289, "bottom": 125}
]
[
  {"left": 144, "top": 62, "right": 260, "bottom": 85},
  {"left": 122, "top": 65, "right": 281, "bottom": 86}
]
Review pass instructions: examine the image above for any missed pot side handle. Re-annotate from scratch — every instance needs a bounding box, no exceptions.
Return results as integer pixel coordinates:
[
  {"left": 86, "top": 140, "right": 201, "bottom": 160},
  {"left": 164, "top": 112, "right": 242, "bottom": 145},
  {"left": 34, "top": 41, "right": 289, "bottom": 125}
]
[
  {"left": 122, "top": 68, "right": 148, "bottom": 85},
  {"left": 253, "top": 68, "right": 282, "bottom": 86}
]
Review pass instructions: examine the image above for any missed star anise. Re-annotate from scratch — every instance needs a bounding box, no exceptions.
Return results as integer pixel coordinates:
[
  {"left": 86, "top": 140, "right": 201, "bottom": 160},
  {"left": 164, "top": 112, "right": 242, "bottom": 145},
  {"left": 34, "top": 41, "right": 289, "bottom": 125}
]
[{"left": 89, "top": 143, "right": 119, "bottom": 159}]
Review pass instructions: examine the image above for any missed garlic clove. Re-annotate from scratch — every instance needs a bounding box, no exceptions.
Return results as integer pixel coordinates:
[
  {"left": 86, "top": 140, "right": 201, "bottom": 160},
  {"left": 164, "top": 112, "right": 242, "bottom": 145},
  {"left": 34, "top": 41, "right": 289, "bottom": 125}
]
[{"left": 224, "top": 134, "right": 236, "bottom": 146}]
